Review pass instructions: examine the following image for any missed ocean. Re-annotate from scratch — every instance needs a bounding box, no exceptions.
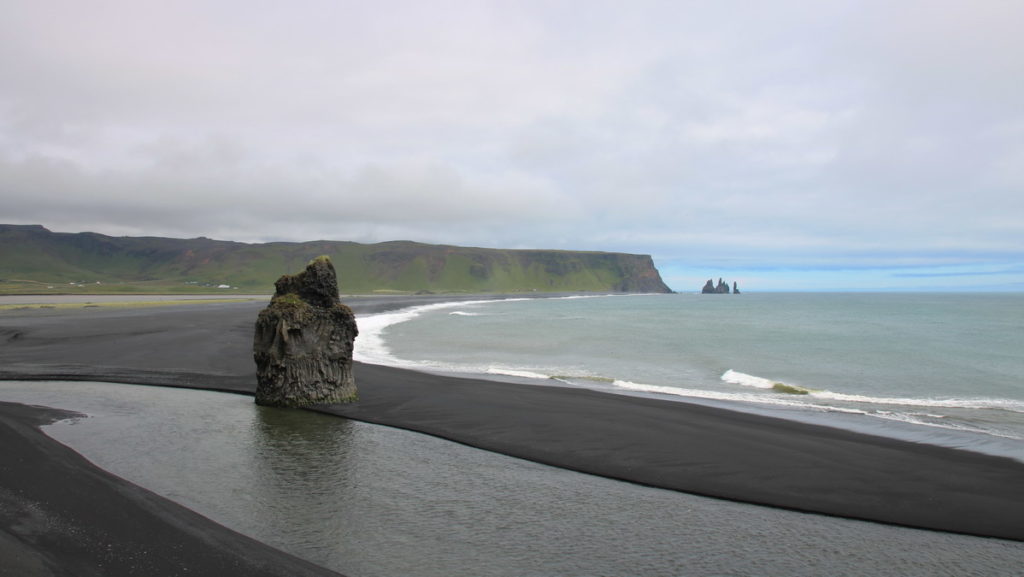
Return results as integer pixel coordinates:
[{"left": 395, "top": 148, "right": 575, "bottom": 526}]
[
  {"left": 2, "top": 292, "right": 1023, "bottom": 575},
  {"left": 357, "top": 292, "right": 1024, "bottom": 461}
]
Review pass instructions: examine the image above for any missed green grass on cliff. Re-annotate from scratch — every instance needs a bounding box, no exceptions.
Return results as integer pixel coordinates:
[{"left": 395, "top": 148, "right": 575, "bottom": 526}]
[{"left": 0, "top": 225, "right": 673, "bottom": 295}]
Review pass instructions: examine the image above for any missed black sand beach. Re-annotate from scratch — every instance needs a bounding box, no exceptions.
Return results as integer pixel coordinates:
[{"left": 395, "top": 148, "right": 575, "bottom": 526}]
[
  {"left": 0, "top": 400, "right": 344, "bottom": 577},
  {"left": 1, "top": 295, "right": 1023, "bottom": 575}
]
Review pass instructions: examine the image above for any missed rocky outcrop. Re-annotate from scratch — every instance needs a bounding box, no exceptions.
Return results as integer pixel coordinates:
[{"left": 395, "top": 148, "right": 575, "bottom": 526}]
[
  {"left": 253, "top": 256, "right": 358, "bottom": 407},
  {"left": 606, "top": 254, "right": 673, "bottom": 293},
  {"left": 701, "top": 278, "right": 740, "bottom": 294}
]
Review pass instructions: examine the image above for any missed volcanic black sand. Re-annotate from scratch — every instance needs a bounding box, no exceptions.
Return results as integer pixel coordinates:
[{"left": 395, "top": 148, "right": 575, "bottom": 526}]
[
  {"left": 1, "top": 295, "right": 1023, "bottom": 577},
  {"left": 0, "top": 400, "right": 345, "bottom": 577}
]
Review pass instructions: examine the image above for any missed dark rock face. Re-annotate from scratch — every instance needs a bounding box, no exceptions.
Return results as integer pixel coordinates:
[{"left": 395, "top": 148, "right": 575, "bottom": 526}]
[
  {"left": 701, "top": 277, "right": 740, "bottom": 294},
  {"left": 611, "top": 254, "right": 674, "bottom": 293},
  {"left": 253, "top": 256, "right": 358, "bottom": 407}
]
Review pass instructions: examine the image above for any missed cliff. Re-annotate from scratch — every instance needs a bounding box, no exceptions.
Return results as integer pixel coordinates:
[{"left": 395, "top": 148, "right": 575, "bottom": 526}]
[{"left": 0, "top": 224, "right": 673, "bottom": 294}]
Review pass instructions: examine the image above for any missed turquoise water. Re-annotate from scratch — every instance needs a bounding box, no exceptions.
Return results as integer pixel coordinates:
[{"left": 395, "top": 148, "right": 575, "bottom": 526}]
[
  {"left": 2, "top": 381, "right": 1023, "bottom": 577},
  {"left": 359, "top": 293, "right": 1024, "bottom": 457}
]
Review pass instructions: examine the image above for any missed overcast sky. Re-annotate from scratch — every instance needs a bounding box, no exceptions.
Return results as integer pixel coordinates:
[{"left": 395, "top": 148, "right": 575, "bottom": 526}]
[{"left": 2, "top": 1, "right": 1022, "bottom": 291}]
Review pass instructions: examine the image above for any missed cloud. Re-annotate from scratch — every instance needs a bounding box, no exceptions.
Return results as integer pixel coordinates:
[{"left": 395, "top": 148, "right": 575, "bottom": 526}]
[
  {"left": 1, "top": 1, "right": 1023, "bottom": 289},
  {"left": 896, "top": 271, "right": 1006, "bottom": 279},
  {"left": 0, "top": 146, "right": 575, "bottom": 243}
]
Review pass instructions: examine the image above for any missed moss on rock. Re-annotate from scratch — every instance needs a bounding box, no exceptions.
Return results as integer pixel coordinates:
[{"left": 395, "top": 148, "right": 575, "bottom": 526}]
[{"left": 253, "top": 257, "right": 358, "bottom": 407}]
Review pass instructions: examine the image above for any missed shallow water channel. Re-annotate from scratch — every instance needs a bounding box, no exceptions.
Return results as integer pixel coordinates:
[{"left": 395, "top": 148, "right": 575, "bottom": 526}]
[{"left": 1, "top": 381, "right": 1022, "bottom": 577}]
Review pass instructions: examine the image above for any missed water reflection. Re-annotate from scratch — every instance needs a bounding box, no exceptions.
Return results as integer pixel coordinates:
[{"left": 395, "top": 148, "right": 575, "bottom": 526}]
[
  {"left": 1, "top": 381, "right": 1023, "bottom": 577},
  {"left": 252, "top": 406, "right": 356, "bottom": 486},
  {"left": 248, "top": 407, "right": 359, "bottom": 556}
]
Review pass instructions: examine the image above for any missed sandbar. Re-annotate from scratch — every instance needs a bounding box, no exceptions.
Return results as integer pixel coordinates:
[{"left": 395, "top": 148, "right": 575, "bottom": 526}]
[
  {"left": 0, "top": 400, "right": 345, "bottom": 577},
  {"left": 1, "top": 296, "right": 1023, "bottom": 552}
]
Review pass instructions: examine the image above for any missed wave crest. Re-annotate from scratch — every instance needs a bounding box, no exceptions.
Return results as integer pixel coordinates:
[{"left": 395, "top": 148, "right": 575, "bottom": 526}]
[{"left": 721, "top": 370, "right": 1024, "bottom": 413}]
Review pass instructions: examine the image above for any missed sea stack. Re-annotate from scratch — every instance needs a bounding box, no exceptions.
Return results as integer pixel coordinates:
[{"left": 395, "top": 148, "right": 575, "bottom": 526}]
[
  {"left": 700, "top": 278, "right": 740, "bottom": 294},
  {"left": 253, "top": 256, "right": 358, "bottom": 407}
]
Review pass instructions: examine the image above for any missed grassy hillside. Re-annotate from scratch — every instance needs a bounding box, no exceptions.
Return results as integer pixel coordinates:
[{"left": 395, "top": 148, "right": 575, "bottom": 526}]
[{"left": 0, "top": 225, "right": 673, "bottom": 295}]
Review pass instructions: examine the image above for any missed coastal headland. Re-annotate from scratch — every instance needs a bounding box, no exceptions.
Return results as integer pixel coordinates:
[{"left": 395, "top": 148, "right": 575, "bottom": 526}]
[
  {"left": 1, "top": 294, "right": 1024, "bottom": 576},
  {"left": 0, "top": 224, "right": 673, "bottom": 295}
]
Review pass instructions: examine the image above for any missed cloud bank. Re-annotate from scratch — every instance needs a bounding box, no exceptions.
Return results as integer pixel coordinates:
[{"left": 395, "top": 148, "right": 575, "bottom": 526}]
[{"left": 2, "top": 0, "right": 1022, "bottom": 290}]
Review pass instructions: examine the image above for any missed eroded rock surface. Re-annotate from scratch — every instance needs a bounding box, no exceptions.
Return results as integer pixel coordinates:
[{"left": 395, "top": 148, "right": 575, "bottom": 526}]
[
  {"left": 253, "top": 257, "right": 358, "bottom": 406},
  {"left": 701, "top": 278, "right": 740, "bottom": 294}
]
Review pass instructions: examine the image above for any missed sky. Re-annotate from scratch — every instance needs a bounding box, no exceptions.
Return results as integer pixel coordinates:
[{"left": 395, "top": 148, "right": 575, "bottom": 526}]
[{"left": 2, "top": 1, "right": 1022, "bottom": 292}]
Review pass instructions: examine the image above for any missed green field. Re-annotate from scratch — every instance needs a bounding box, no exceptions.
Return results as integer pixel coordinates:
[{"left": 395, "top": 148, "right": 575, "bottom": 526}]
[{"left": 1, "top": 225, "right": 673, "bottom": 295}]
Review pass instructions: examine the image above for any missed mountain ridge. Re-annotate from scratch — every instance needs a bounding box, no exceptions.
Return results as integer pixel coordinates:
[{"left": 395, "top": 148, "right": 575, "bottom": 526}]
[{"left": 0, "top": 224, "right": 673, "bottom": 294}]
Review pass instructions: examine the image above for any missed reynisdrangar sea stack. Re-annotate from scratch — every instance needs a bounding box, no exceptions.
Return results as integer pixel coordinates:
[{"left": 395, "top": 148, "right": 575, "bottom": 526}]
[{"left": 253, "top": 256, "right": 358, "bottom": 407}]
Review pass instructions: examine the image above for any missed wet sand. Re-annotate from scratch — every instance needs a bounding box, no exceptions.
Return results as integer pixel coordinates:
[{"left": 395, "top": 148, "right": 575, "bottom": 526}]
[
  {"left": 0, "top": 295, "right": 1022, "bottom": 576},
  {"left": 0, "top": 400, "right": 344, "bottom": 577}
]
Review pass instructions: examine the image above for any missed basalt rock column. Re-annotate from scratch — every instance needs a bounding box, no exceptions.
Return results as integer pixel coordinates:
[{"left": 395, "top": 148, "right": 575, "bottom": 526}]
[{"left": 253, "top": 256, "right": 358, "bottom": 407}]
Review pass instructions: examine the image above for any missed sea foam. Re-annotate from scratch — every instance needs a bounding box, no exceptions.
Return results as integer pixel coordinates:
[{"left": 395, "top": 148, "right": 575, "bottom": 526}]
[
  {"left": 721, "top": 370, "right": 1024, "bottom": 413},
  {"left": 354, "top": 299, "right": 503, "bottom": 366},
  {"left": 613, "top": 379, "right": 867, "bottom": 413},
  {"left": 354, "top": 293, "right": 1024, "bottom": 454},
  {"left": 485, "top": 367, "right": 552, "bottom": 380},
  {"left": 354, "top": 296, "right": 572, "bottom": 368}
]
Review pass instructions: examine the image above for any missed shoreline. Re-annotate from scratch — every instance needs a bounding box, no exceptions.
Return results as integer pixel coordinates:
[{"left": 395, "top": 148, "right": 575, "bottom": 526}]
[
  {"left": 2, "top": 295, "right": 1024, "bottom": 555},
  {"left": 0, "top": 400, "right": 345, "bottom": 577},
  {"left": 354, "top": 293, "right": 1024, "bottom": 465},
  {"left": 318, "top": 362, "right": 1024, "bottom": 541}
]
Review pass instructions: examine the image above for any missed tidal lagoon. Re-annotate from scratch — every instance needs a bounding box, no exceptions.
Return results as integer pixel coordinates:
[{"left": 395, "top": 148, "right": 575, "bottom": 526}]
[
  {"left": 2, "top": 293, "right": 1023, "bottom": 575},
  {"left": 2, "top": 380, "right": 1023, "bottom": 577}
]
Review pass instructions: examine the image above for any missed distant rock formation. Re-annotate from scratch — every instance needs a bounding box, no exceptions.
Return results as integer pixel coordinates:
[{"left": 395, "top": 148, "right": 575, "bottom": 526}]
[
  {"left": 253, "top": 256, "right": 358, "bottom": 407},
  {"left": 701, "top": 278, "right": 740, "bottom": 294}
]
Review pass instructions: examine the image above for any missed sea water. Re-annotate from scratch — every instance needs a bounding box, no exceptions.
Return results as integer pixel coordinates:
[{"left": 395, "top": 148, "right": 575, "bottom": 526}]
[
  {"left": 2, "top": 293, "right": 1023, "bottom": 575},
  {"left": 357, "top": 292, "right": 1024, "bottom": 460},
  {"left": 1, "top": 381, "right": 1023, "bottom": 577}
]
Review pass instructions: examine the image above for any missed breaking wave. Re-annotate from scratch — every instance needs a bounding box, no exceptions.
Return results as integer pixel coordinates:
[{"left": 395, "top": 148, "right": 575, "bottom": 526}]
[
  {"left": 355, "top": 295, "right": 602, "bottom": 367},
  {"left": 611, "top": 379, "right": 868, "bottom": 414},
  {"left": 721, "top": 370, "right": 1024, "bottom": 414},
  {"left": 354, "top": 299, "right": 520, "bottom": 366}
]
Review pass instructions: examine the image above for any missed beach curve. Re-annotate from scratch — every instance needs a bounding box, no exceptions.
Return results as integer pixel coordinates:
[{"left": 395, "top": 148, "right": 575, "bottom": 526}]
[{"left": 1, "top": 294, "right": 1023, "bottom": 553}]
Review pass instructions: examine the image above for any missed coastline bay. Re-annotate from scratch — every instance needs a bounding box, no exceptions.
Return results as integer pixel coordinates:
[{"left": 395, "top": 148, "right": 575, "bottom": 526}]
[
  {"left": 371, "top": 293, "right": 1024, "bottom": 454},
  {"left": 1, "top": 294, "right": 1024, "bottom": 575},
  {"left": 7, "top": 3, "right": 1024, "bottom": 575}
]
